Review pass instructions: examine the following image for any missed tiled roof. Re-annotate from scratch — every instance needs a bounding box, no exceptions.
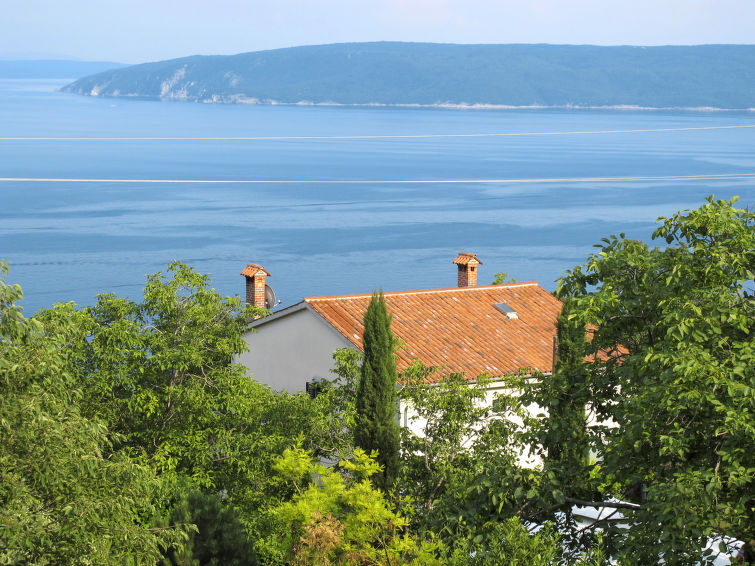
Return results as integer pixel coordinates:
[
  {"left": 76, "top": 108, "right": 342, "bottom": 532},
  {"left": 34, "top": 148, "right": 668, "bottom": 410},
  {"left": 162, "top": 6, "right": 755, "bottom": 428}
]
[{"left": 304, "top": 282, "right": 562, "bottom": 381}]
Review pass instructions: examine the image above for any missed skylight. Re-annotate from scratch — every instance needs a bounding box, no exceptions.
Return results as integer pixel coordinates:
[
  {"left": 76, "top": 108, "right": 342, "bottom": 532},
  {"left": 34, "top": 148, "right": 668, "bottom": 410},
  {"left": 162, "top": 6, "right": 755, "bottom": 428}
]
[{"left": 494, "top": 303, "right": 518, "bottom": 319}]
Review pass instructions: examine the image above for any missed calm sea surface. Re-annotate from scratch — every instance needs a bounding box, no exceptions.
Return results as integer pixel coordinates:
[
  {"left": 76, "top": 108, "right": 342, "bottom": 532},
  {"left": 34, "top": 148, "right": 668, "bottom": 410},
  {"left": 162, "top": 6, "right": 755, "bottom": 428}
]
[{"left": 1, "top": 79, "right": 754, "bottom": 314}]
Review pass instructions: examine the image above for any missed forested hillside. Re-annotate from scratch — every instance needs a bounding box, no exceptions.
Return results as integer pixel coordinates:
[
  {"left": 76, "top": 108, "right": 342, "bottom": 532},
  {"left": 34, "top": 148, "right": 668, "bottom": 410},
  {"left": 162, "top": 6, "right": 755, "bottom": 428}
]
[{"left": 61, "top": 42, "right": 755, "bottom": 108}]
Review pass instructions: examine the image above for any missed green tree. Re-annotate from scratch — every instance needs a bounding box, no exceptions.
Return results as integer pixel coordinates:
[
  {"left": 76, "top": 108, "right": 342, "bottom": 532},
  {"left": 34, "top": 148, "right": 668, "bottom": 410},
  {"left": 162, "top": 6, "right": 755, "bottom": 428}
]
[
  {"left": 354, "top": 291, "right": 400, "bottom": 492},
  {"left": 264, "top": 442, "right": 440, "bottom": 565},
  {"left": 48, "top": 264, "right": 276, "bottom": 481},
  {"left": 399, "top": 364, "right": 495, "bottom": 518},
  {"left": 516, "top": 303, "right": 600, "bottom": 556},
  {"left": 29, "top": 262, "right": 393, "bottom": 559},
  {"left": 492, "top": 271, "right": 517, "bottom": 284},
  {"left": 556, "top": 196, "right": 755, "bottom": 564},
  {"left": 411, "top": 374, "right": 542, "bottom": 543},
  {"left": 540, "top": 301, "right": 591, "bottom": 486},
  {"left": 401, "top": 198, "right": 752, "bottom": 564},
  {"left": 265, "top": 348, "right": 362, "bottom": 465},
  {"left": 0, "top": 263, "right": 188, "bottom": 564},
  {"left": 34, "top": 262, "right": 310, "bottom": 547},
  {"left": 445, "top": 518, "right": 560, "bottom": 566},
  {"left": 396, "top": 362, "right": 549, "bottom": 555},
  {"left": 159, "top": 489, "right": 258, "bottom": 566}
]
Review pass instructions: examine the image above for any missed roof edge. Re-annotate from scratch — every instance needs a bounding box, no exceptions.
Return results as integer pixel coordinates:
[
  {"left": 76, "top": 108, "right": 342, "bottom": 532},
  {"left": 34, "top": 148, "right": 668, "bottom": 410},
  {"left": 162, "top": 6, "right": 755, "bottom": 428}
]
[
  {"left": 246, "top": 301, "right": 362, "bottom": 350},
  {"left": 247, "top": 301, "right": 308, "bottom": 328},
  {"left": 304, "top": 281, "right": 541, "bottom": 302},
  {"left": 303, "top": 303, "right": 362, "bottom": 350}
]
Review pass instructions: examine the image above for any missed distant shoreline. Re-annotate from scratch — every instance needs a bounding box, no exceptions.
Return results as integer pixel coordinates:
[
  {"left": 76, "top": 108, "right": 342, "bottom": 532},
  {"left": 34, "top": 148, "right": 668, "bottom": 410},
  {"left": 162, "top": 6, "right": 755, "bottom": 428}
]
[
  {"left": 58, "top": 90, "right": 755, "bottom": 112},
  {"left": 59, "top": 44, "right": 755, "bottom": 111}
]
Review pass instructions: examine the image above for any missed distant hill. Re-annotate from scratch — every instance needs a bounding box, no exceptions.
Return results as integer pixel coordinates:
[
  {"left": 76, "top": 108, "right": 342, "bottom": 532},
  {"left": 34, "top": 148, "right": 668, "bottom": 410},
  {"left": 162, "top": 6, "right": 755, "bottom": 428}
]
[
  {"left": 0, "top": 59, "right": 126, "bottom": 79},
  {"left": 61, "top": 43, "right": 755, "bottom": 109}
]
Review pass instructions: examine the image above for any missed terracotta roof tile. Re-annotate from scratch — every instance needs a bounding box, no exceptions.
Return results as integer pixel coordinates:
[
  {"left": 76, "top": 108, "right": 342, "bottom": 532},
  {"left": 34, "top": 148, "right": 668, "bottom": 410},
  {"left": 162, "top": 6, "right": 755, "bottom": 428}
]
[{"left": 305, "top": 283, "right": 562, "bottom": 382}]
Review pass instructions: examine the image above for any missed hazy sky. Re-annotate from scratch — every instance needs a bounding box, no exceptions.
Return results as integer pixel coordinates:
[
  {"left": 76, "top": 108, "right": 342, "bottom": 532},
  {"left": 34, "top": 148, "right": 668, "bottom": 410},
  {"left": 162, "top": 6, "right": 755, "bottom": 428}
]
[{"left": 2, "top": 0, "right": 753, "bottom": 63}]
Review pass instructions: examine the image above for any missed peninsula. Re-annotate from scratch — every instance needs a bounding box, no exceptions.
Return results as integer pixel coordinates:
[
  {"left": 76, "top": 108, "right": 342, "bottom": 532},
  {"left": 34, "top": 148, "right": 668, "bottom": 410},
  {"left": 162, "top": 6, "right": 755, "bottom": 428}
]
[{"left": 61, "top": 42, "right": 755, "bottom": 109}]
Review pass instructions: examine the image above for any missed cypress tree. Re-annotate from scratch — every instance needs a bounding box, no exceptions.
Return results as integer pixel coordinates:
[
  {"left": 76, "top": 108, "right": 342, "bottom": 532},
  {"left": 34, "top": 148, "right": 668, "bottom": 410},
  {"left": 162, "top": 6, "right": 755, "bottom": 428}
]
[{"left": 354, "top": 291, "right": 400, "bottom": 492}]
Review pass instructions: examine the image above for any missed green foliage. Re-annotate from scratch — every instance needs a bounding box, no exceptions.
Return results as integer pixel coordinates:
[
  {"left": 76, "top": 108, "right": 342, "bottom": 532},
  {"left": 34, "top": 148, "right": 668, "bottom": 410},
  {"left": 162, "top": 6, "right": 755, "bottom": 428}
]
[
  {"left": 328, "top": 347, "right": 362, "bottom": 431},
  {"left": 5, "top": 262, "right": 398, "bottom": 562},
  {"left": 158, "top": 489, "right": 258, "bottom": 566},
  {"left": 444, "top": 518, "right": 560, "bottom": 566},
  {"left": 355, "top": 291, "right": 400, "bottom": 492},
  {"left": 397, "top": 363, "right": 545, "bottom": 544},
  {"left": 263, "top": 388, "right": 355, "bottom": 464},
  {"left": 518, "top": 299, "right": 596, "bottom": 544},
  {"left": 31, "top": 262, "right": 351, "bottom": 556},
  {"left": 492, "top": 271, "right": 517, "bottom": 284},
  {"left": 0, "top": 262, "right": 187, "bottom": 565},
  {"left": 37, "top": 263, "right": 279, "bottom": 498},
  {"left": 6, "top": 196, "right": 750, "bottom": 564},
  {"left": 556, "top": 196, "right": 755, "bottom": 564},
  {"left": 273, "top": 347, "right": 361, "bottom": 462},
  {"left": 399, "top": 364, "right": 494, "bottom": 516},
  {"left": 541, "top": 301, "right": 591, "bottom": 491},
  {"left": 264, "top": 442, "right": 440, "bottom": 565},
  {"left": 441, "top": 517, "right": 608, "bottom": 565},
  {"left": 426, "top": 409, "right": 541, "bottom": 539}
]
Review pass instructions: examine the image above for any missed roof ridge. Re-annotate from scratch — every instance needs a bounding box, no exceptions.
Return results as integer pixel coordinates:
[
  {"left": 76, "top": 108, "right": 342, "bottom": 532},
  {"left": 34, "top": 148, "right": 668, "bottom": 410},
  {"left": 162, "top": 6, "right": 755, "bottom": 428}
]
[{"left": 304, "top": 282, "right": 539, "bottom": 302}]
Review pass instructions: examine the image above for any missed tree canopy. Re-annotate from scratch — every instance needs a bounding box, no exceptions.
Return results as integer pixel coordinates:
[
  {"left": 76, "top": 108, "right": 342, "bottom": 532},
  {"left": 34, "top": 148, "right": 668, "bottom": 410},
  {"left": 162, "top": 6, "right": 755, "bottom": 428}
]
[
  {"left": 554, "top": 196, "right": 754, "bottom": 563},
  {"left": 0, "top": 263, "right": 188, "bottom": 564}
]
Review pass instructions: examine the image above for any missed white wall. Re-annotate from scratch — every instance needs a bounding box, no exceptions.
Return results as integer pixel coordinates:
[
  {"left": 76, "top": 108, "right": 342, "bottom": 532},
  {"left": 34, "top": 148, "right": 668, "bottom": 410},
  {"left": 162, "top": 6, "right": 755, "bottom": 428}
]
[{"left": 237, "top": 307, "right": 355, "bottom": 393}]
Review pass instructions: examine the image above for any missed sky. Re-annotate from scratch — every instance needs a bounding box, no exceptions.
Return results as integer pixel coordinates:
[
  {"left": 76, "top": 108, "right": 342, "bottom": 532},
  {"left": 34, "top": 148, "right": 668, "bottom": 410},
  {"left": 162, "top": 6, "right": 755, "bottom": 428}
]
[{"left": 2, "top": 0, "right": 754, "bottom": 64}]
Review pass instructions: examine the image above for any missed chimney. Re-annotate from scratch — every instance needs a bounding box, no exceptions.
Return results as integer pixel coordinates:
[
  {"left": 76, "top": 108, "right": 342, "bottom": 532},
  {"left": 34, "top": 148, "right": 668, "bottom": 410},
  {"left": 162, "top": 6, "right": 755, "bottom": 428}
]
[
  {"left": 453, "top": 252, "right": 482, "bottom": 288},
  {"left": 240, "top": 263, "right": 270, "bottom": 307}
]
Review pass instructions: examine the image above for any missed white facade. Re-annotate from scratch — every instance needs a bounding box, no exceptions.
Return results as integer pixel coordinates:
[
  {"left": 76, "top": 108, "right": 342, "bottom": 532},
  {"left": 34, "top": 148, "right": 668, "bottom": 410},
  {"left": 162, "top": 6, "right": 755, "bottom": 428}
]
[{"left": 238, "top": 303, "right": 355, "bottom": 393}]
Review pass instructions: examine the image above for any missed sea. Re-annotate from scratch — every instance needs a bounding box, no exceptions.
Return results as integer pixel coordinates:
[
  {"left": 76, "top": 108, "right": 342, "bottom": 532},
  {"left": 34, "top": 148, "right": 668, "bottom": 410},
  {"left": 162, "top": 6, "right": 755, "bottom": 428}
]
[{"left": 1, "top": 78, "right": 754, "bottom": 315}]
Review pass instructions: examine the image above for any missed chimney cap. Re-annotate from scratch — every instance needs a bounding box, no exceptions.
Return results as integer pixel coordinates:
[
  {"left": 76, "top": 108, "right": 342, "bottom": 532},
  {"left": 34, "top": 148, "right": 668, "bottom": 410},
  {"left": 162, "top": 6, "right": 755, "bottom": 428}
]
[
  {"left": 453, "top": 252, "right": 482, "bottom": 266},
  {"left": 240, "top": 263, "right": 271, "bottom": 278}
]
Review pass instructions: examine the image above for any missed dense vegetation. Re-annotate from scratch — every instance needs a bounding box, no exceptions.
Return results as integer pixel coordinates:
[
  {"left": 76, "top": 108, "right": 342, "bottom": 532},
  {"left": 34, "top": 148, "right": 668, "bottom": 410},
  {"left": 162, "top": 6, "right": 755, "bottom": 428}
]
[
  {"left": 1, "top": 197, "right": 752, "bottom": 564},
  {"left": 61, "top": 42, "right": 755, "bottom": 108}
]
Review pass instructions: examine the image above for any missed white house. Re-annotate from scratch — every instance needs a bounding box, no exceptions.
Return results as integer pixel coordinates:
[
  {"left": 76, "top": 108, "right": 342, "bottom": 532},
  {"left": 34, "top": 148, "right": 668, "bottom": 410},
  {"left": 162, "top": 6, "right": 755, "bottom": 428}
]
[{"left": 237, "top": 253, "right": 562, "bottom": 394}]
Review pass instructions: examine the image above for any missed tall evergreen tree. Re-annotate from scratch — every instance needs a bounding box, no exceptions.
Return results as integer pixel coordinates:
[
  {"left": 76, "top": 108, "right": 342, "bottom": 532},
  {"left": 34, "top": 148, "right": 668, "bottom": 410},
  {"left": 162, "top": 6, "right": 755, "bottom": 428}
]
[{"left": 355, "top": 291, "right": 400, "bottom": 492}]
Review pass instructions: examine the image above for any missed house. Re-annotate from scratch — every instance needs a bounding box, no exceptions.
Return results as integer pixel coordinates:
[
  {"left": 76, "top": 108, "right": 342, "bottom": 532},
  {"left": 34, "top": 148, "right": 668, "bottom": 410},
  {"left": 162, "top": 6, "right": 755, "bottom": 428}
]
[
  {"left": 237, "top": 259, "right": 748, "bottom": 560},
  {"left": 237, "top": 253, "right": 562, "bottom": 395}
]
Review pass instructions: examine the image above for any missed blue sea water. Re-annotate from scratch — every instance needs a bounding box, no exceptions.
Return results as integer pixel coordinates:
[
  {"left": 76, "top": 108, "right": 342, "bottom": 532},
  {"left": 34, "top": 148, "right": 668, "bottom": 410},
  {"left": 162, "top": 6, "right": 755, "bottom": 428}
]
[{"left": 1, "top": 78, "right": 754, "bottom": 314}]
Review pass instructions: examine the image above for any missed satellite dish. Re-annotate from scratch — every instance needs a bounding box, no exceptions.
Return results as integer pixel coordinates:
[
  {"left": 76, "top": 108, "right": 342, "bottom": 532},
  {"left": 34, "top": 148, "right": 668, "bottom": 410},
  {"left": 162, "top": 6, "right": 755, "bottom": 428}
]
[{"left": 264, "top": 284, "right": 278, "bottom": 309}]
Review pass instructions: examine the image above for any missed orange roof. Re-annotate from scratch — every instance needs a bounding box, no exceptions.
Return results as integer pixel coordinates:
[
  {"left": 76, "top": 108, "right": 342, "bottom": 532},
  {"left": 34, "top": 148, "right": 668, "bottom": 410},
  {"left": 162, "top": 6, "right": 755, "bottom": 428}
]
[{"left": 304, "top": 282, "right": 562, "bottom": 381}]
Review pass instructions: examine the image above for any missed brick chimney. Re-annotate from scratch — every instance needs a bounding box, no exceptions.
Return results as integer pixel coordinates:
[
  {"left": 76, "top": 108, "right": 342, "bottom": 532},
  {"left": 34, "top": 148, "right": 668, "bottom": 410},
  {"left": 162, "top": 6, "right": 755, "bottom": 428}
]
[
  {"left": 453, "top": 252, "right": 482, "bottom": 288},
  {"left": 240, "top": 263, "right": 270, "bottom": 307}
]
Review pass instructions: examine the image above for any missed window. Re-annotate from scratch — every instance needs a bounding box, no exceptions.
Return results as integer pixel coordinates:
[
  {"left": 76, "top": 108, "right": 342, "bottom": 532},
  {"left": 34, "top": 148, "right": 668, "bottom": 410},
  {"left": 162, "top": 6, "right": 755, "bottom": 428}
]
[
  {"left": 306, "top": 378, "right": 325, "bottom": 399},
  {"left": 494, "top": 303, "right": 518, "bottom": 319}
]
